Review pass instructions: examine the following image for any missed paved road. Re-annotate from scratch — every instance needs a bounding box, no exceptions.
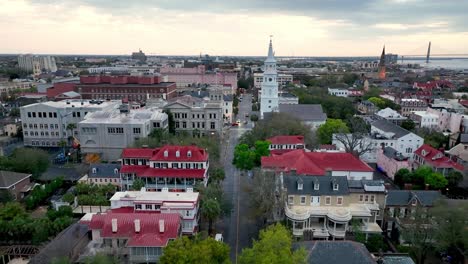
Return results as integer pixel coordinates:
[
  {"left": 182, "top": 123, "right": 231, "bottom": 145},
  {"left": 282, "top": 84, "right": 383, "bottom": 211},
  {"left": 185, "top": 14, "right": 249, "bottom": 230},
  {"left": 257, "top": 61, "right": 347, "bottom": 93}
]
[{"left": 217, "top": 94, "right": 258, "bottom": 263}]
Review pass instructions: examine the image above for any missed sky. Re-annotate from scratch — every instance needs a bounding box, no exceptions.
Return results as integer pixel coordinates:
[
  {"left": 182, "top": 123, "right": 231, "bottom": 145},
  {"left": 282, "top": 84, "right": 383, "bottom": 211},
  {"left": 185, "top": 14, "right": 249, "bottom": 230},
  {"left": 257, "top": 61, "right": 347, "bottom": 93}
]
[{"left": 1, "top": 0, "right": 468, "bottom": 56}]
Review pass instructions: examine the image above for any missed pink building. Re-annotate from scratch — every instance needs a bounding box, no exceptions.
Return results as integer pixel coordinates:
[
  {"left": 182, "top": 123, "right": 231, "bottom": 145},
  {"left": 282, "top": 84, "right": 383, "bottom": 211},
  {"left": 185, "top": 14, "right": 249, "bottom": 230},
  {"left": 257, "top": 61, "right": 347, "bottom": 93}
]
[
  {"left": 426, "top": 108, "right": 463, "bottom": 133},
  {"left": 376, "top": 147, "right": 410, "bottom": 180},
  {"left": 160, "top": 65, "right": 237, "bottom": 90}
]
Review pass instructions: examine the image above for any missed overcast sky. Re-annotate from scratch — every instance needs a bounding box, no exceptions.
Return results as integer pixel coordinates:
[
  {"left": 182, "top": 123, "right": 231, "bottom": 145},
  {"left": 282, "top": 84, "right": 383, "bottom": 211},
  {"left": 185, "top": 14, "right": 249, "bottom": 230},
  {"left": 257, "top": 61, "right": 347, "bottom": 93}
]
[{"left": 1, "top": 0, "right": 467, "bottom": 56}]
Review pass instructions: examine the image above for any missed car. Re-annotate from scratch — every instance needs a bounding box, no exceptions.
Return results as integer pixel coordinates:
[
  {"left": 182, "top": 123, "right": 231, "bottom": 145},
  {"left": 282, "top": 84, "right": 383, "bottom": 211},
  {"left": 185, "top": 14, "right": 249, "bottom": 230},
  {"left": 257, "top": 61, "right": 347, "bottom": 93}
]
[
  {"left": 244, "top": 120, "right": 248, "bottom": 124},
  {"left": 245, "top": 113, "right": 249, "bottom": 117},
  {"left": 231, "top": 123, "right": 239, "bottom": 127},
  {"left": 215, "top": 233, "right": 224, "bottom": 242}
]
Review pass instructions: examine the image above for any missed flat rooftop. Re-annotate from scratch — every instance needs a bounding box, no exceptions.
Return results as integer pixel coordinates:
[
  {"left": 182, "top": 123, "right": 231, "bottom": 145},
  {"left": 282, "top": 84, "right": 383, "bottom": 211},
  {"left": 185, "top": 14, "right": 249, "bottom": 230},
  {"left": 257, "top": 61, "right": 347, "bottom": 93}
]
[
  {"left": 412, "top": 111, "right": 439, "bottom": 118},
  {"left": 80, "top": 107, "right": 166, "bottom": 124},
  {"left": 23, "top": 99, "right": 120, "bottom": 110},
  {"left": 110, "top": 190, "right": 199, "bottom": 202}
]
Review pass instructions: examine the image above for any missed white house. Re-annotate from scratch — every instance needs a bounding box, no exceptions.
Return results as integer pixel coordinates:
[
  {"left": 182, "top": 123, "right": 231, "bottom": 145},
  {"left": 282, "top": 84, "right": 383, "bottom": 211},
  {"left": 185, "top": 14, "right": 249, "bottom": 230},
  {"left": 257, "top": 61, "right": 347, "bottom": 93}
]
[
  {"left": 328, "top": 88, "right": 349, "bottom": 97},
  {"left": 410, "top": 111, "right": 439, "bottom": 129}
]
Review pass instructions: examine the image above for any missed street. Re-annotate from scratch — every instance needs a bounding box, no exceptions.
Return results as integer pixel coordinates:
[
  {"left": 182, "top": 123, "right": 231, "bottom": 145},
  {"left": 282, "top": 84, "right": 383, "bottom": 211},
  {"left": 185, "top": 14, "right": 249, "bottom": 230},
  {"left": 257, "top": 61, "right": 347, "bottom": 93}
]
[{"left": 217, "top": 94, "right": 258, "bottom": 263}]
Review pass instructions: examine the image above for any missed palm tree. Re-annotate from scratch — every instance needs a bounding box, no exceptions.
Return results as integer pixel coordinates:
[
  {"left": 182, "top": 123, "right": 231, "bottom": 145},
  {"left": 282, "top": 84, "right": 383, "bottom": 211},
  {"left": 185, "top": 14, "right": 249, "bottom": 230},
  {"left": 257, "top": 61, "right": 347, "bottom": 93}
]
[
  {"left": 202, "top": 198, "right": 221, "bottom": 234},
  {"left": 66, "top": 123, "right": 77, "bottom": 139}
]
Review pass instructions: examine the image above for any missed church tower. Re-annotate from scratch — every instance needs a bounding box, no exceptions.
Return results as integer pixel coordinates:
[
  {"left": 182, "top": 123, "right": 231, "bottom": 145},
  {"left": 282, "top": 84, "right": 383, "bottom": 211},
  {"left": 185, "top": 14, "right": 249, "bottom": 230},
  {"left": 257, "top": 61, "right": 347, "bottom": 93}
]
[
  {"left": 378, "top": 46, "right": 386, "bottom": 80},
  {"left": 260, "top": 38, "right": 279, "bottom": 119}
]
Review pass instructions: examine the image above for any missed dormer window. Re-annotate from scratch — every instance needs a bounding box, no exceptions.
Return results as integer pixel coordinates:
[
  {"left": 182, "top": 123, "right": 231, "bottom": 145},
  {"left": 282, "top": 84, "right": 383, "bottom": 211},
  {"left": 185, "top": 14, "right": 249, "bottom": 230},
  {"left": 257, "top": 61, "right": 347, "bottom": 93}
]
[
  {"left": 314, "top": 183, "right": 319, "bottom": 190},
  {"left": 297, "top": 182, "right": 303, "bottom": 190},
  {"left": 92, "top": 167, "right": 97, "bottom": 174},
  {"left": 411, "top": 199, "right": 417, "bottom": 206},
  {"left": 187, "top": 151, "right": 192, "bottom": 158},
  {"left": 164, "top": 150, "right": 168, "bottom": 157},
  {"left": 114, "top": 168, "right": 119, "bottom": 174},
  {"left": 333, "top": 180, "right": 339, "bottom": 191},
  {"left": 176, "top": 150, "right": 180, "bottom": 158}
]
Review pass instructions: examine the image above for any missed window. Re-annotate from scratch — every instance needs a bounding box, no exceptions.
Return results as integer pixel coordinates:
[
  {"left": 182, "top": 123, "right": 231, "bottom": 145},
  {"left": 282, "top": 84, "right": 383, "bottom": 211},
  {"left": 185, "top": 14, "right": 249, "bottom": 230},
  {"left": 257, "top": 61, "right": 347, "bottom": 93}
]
[
  {"left": 364, "top": 195, "right": 369, "bottom": 202},
  {"left": 145, "top": 204, "right": 152, "bottom": 210},
  {"left": 359, "top": 195, "right": 364, "bottom": 202},
  {"left": 333, "top": 183, "right": 339, "bottom": 191},
  {"left": 314, "top": 183, "right": 319, "bottom": 190},
  {"left": 288, "top": 195, "right": 294, "bottom": 205},
  {"left": 337, "top": 197, "right": 343, "bottom": 205},
  {"left": 135, "top": 204, "right": 142, "bottom": 210},
  {"left": 370, "top": 195, "right": 375, "bottom": 203},
  {"left": 28, "top": 112, "right": 31, "bottom": 118},
  {"left": 32, "top": 112, "right": 36, "bottom": 118},
  {"left": 300, "top": 196, "right": 306, "bottom": 205},
  {"left": 133, "top": 127, "right": 141, "bottom": 134},
  {"left": 210, "top": 122, "right": 215, "bottom": 129},
  {"left": 297, "top": 182, "right": 303, "bottom": 190},
  {"left": 325, "top": 196, "right": 331, "bottom": 205},
  {"left": 411, "top": 199, "right": 417, "bottom": 206},
  {"left": 108, "top": 127, "right": 124, "bottom": 134}
]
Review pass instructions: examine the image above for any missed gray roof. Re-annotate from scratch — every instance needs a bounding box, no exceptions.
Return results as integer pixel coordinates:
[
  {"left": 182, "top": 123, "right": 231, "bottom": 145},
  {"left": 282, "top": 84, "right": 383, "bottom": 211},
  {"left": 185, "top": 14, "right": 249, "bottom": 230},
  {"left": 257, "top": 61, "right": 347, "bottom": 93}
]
[
  {"left": 460, "top": 134, "right": 468, "bottom": 144},
  {"left": 88, "top": 164, "right": 121, "bottom": 179},
  {"left": 0, "top": 170, "right": 31, "bottom": 188},
  {"left": 348, "top": 180, "right": 385, "bottom": 193},
  {"left": 279, "top": 92, "right": 297, "bottom": 98},
  {"left": 279, "top": 104, "right": 327, "bottom": 122},
  {"left": 297, "top": 241, "right": 375, "bottom": 264},
  {"left": 372, "top": 119, "right": 411, "bottom": 138},
  {"left": 284, "top": 176, "right": 349, "bottom": 195},
  {"left": 383, "top": 147, "right": 407, "bottom": 161},
  {"left": 386, "top": 190, "right": 440, "bottom": 206}
]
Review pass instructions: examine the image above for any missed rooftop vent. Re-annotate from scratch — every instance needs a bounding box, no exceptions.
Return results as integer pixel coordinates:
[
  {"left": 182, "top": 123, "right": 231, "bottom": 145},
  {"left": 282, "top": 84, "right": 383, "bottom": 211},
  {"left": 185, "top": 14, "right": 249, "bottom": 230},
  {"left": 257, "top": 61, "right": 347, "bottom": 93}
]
[
  {"left": 134, "top": 219, "right": 141, "bottom": 233},
  {"left": 111, "top": 218, "right": 118, "bottom": 233},
  {"left": 159, "top": 219, "right": 165, "bottom": 233}
]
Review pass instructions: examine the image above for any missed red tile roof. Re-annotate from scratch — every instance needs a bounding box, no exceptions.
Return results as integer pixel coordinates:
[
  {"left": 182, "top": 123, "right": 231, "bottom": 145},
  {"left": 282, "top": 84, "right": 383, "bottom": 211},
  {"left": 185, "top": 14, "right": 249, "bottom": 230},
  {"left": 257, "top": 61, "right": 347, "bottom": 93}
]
[
  {"left": 261, "top": 150, "right": 373, "bottom": 175},
  {"left": 413, "top": 80, "right": 454, "bottom": 91},
  {"left": 87, "top": 212, "right": 180, "bottom": 247},
  {"left": 414, "top": 144, "right": 464, "bottom": 171},
  {"left": 122, "top": 145, "right": 208, "bottom": 162},
  {"left": 267, "top": 135, "right": 305, "bottom": 145},
  {"left": 120, "top": 165, "right": 206, "bottom": 179}
]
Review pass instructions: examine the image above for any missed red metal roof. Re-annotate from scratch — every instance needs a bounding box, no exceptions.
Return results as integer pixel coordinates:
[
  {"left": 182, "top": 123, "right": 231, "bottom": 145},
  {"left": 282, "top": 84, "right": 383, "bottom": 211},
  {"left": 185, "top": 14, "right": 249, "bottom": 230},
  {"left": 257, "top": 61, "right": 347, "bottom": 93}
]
[
  {"left": 267, "top": 135, "right": 305, "bottom": 145},
  {"left": 120, "top": 165, "right": 206, "bottom": 179},
  {"left": 87, "top": 212, "right": 180, "bottom": 247},
  {"left": 414, "top": 144, "right": 464, "bottom": 171},
  {"left": 121, "top": 145, "right": 208, "bottom": 162},
  {"left": 261, "top": 150, "right": 373, "bottom": 175}
]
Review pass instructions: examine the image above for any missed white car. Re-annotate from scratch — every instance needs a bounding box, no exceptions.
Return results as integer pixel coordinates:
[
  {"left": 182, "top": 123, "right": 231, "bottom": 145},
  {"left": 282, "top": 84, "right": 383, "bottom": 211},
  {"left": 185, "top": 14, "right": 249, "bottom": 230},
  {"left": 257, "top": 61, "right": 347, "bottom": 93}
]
[{"left": 215, "top": 233, "right": 224, "bottom": 242}]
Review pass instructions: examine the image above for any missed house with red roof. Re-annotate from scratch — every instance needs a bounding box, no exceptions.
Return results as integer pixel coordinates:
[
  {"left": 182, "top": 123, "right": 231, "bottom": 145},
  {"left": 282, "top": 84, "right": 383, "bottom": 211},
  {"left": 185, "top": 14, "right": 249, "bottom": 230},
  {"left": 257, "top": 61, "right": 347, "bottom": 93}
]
[
  {"left": 261, "top": 150, "right": 374, "bottom": 180},
  {"left": 83, "top": 212, "right": 181, "bottom": 263},
  {"left": 413, "top": 80, "right": 454, "bottom": 91},
  {"left": 267, "top": 135, "right": 306, "bottom": 155},
  {"left": 120, "top": 145, "right": 209, "bottom": 191},
  {"left": 413, "top": 144, "right": 464, "bottom": 176}
]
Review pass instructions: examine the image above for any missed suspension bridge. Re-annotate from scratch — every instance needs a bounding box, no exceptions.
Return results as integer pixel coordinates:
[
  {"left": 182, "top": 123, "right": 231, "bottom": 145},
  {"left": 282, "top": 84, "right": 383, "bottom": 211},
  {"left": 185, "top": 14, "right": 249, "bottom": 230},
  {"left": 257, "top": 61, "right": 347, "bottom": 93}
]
[{"left": 400, "top": 42, "right": 468, "bottom": 63}]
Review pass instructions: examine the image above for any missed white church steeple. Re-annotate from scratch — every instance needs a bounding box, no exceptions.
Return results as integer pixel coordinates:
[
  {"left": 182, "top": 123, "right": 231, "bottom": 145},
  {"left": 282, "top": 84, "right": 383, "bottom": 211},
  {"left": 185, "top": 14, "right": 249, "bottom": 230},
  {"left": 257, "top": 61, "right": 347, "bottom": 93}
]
[{"left": 260, "top": 37, "right": 279, "bottom": 119}]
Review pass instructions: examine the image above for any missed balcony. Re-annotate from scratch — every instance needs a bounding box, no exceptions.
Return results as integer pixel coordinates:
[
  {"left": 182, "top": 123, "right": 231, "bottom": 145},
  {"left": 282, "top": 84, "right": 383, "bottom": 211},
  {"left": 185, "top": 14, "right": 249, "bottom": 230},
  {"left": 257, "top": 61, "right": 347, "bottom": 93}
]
[{"left": 328, "top": 228, "right": 346, "bottom": 238}]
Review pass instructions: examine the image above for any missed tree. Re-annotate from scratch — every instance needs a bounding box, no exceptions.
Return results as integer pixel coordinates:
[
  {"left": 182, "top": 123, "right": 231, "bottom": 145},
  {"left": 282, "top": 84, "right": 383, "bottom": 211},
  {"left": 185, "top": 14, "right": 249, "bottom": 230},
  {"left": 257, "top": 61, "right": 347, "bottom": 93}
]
[
  {"left": 368, "top": 97, "right": 386, "bottom": 109},
  {"left": 209, "top": 167, "right": 225, "bottom": 183},
  {"left": 432, "top": 201, "right": 468, "bottom": 263},
  {"left": 66, "top": 123, "right": 76, "bottom": 138},
  {"left": 163, "top": 109, "right": 176, "bottom": 134},
  {"left": 238, "top": 79, "right": 250, "bottom": 89},
  {"left": 233, "top": 144, "right": 256, "bottom": 170},
  {"left": 131, "top": 178, "right": 145, "bottom": 191},
  {"left": 401, "top": 119, "right": 416, "bottom": 131},
  {"left": 394, "top": 168, "right": 412, "bottom": 188},
  {"left": 239, "top": 223, "right": 307, "bottom": 264},
  {"left": 250, "top": 114, "right": 259, "bottom": 122},
  {"left": 317, "top": 119, "right": 349, "bottom": 144},
  {"left": 1, "top": 148, "right": 50, "bottom": 178},
  {"left": 424, "top": 172, "right": 448, "bottom": 190},
  {"left": 0, "top": 202, "right": 27, "bottom": 221},
  {"left": 0, "top": 190, "right": 13, "bottom": 204},
  {"left": 401, "top": 206, "right": 436, "bottom": 264},
  {"left": 160, "top": 236, "right": 231, "bottom": 264},
  {"left": 245, "top": 170, "right": 278, "bottom": 227},
  {"left": 254, "top": 140, "right": 270, "bottom": 165},
  {"left": 333, "top": 117, "right": 374, "bottom": 158},
  {"left": 9, "top": 108, "right": 20, "bottom": 117},
  {"left": 416, "top": 128, "right": 448, "bottom": 149},
  {"left": 202, "top": 198, "right": 221, "bottom": 233},
  {"left": 342, "top": 73, "right": 359, "bottom": 85},
  {"left": 446, "top": 171, "right": 463, "bottom": 187}
]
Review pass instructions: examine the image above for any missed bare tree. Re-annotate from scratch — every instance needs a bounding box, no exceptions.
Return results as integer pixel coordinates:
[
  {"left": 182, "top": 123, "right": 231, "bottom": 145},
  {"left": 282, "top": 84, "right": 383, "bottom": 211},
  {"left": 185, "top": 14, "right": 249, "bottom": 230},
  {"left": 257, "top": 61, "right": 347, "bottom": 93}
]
[{"left": 333, "top": 117, "right": 374, "bottom": 158}]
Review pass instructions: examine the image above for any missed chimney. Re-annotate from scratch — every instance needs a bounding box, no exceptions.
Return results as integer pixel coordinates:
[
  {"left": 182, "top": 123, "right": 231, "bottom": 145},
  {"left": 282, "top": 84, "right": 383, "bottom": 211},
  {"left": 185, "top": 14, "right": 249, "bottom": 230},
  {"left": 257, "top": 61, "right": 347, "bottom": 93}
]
[
  {"left": 111, "top": 218, "right": 118, "bottom": 233},
  {"left": 159, "top": 219, "right": 165, "bottom": 233},
  {"left": 134, "top": 219, "right": 141, "bottom": 233}
]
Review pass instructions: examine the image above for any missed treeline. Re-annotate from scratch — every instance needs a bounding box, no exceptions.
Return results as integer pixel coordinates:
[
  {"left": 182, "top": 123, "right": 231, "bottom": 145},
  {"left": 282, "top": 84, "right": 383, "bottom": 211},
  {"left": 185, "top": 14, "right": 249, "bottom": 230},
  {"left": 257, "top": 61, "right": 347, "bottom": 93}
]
[{"left": 25, "top": 177, "right": 64, "bottom": 209}]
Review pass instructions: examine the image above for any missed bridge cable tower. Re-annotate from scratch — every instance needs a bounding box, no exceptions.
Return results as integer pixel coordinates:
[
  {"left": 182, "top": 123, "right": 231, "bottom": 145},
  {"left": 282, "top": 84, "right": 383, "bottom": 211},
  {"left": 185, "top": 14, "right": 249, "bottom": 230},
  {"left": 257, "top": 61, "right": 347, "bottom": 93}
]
[{"left": 426, "top": 41, "right": 431, "bottom": 63}]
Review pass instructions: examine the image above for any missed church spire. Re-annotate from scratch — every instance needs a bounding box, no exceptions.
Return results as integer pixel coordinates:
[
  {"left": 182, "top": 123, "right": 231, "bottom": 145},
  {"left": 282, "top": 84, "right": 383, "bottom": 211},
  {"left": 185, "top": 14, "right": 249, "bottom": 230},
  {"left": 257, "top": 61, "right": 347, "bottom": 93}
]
[
  {"left": 265, "top": 36, "right": 276, "bottom": 63},
  {"left": 379, "top": 45, "right": 386, "bottom": 66}
]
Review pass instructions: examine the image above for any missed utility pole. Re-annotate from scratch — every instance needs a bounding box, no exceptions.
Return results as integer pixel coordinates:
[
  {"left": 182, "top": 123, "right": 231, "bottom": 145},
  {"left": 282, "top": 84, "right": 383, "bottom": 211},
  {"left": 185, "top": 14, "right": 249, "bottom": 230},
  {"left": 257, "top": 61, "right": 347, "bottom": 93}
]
[{"left": 426, "top": 41, "right": 431, "bottom": 64}]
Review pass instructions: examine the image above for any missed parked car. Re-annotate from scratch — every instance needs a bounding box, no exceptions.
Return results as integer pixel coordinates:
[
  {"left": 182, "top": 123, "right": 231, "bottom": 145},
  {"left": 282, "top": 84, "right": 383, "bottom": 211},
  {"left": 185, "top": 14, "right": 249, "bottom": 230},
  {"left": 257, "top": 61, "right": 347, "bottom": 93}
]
[{"left": 231, "top": 123, "right": 239, "bottom": 127}]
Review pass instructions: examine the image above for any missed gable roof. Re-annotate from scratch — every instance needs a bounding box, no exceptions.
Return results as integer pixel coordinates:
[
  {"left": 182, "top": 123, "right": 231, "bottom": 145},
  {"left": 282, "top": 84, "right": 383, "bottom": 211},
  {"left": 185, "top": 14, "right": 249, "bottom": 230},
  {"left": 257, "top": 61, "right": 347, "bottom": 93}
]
[
  {"left": 297, "top": 241, "right": 375, "bottom": 264},
  {"left": 414, "top": 144, "right": 464, "bottom": 171},
  {"left": 386, "top": 190, "right": 440, "bottom": 206},
  {"left": 278, "top": 104, "right": 327, "bottom": 122},
  {"left": 0, "top": 170, "right": 31, "bottom": 188},
  {"left": 261, "top": 150, "right": 373, "bottom": 175},
  {"left": 267, "top": 135, "right": 304, "bottom": 145},
  {"left": 372, "top": 119, "right": 411, "bottom": 138},
  {"left": 87, "top": 212, "right": 180, "bottom": 247}
]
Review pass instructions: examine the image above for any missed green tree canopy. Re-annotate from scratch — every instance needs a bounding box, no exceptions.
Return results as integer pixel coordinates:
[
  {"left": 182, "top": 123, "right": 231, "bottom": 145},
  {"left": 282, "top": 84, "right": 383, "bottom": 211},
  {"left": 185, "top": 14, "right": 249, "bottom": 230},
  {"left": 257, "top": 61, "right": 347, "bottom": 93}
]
[
  {"left": 202, "top": 198, "right": 222, "bottom": 233},
  {"left": 0, "top": 148, "right": 50, "bottom": 177},
  {"left": 424, "top": 172, "right": 448, "bottom": 190},
  {"left": 131, "top": 178, "right": 145, "bottom": 191},
  {"left": 446, "top": 171, "right": 463, "bottom": 187},
  {"left": 368, "top": 97, "right": 386, "bottom": 109},
  {"left": 160, "top": 236, "right": 231, "bottom": 264},
  {"left": 239, "top": 223, "right": 307, "bottom": 264},
  {"left": 401, "top": 119, "right": 416, "bottom": 131},
  {"left": 317, "top": 118, "right": 349, "bottom": 144}
]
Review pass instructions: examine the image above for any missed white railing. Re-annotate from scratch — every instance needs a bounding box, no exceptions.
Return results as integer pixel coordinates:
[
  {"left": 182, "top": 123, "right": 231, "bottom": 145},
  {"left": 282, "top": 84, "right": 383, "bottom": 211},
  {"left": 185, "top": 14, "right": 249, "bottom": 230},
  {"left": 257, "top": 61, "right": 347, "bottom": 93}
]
[
  {"left": 284, "top": 204, "right": 309, "bottom": 221},
  {"left": 328, "top": 229, "right": 346, "bottom": 237}
]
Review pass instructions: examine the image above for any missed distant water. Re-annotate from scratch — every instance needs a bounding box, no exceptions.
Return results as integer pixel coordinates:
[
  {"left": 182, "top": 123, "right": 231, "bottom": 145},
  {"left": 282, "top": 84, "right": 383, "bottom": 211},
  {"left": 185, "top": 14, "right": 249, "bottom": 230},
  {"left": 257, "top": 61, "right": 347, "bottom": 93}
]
[{"left": 399, "top": 58, "right": 468, "bottom": 70}]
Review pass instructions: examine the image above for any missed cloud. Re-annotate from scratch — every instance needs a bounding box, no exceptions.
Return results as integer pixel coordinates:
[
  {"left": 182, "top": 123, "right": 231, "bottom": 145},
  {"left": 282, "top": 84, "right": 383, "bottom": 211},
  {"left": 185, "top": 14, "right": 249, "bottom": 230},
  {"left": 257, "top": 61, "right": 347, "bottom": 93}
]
[{"left": 1, "top": 0, "right": 467, "bottom": 55}]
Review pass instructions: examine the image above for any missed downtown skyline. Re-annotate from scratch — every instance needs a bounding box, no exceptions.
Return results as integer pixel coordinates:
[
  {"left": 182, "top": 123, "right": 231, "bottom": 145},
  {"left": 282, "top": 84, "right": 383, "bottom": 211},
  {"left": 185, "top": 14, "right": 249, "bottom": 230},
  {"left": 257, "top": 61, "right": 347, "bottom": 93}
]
[{"left": 1, "top": 0, "right": 468, "bottom": 56}]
